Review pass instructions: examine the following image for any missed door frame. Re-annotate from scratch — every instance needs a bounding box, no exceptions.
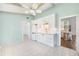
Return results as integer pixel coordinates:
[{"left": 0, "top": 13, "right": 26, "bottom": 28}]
[{"left": 59, "top": 15, "right": 77, "bottom": 48}]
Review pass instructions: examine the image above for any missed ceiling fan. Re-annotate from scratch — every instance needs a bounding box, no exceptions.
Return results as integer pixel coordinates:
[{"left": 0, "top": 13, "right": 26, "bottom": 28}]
[
  {"left": 13, "top": 3, "right": 54, "bottom": 16},
  {"left": 21, "top": 3, "right": 43, "bottom": 16}
]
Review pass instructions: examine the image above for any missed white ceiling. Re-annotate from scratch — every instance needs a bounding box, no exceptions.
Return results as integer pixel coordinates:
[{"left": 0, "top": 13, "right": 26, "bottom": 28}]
[
  {"left": 0, "top": 3, "right": 55, "bottom": 16},
  {"left": 16, "top": 3, "right": 55, "bottom": 11}
]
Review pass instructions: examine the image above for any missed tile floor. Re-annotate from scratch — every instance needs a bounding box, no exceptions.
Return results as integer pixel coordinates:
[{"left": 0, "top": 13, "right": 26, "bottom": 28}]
[{"left": 0, "top": 39, "right": 78, "bottom": 56}]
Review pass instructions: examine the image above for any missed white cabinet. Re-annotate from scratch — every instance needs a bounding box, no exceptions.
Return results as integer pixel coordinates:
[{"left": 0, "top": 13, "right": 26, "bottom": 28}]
[
  {"left": 40, "top": 34, "right": 54, "bottom": 47},
  {"left": 32, "top": 33, "right": 54, "bottom": 47},
  {"left": 31, "top": 14, "right": 56, "bottom": 47}
]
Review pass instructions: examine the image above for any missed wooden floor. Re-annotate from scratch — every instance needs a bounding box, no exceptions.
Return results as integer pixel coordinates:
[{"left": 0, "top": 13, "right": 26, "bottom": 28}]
[{"left": 61, "top": 34, "right": 76, "bottom": 50}]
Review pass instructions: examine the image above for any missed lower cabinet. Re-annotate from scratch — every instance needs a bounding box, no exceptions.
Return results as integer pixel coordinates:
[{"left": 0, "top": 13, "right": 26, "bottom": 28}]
[{"left": 32, "top": 33, "right": 54, "bottom": 47}]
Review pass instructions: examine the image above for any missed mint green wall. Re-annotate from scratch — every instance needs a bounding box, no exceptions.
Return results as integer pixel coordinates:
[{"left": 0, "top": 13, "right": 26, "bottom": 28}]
[
  {"left": 35, "top": 3, "right": 79, "bottom": 19},
  {"left": 35, "top": 3, "right": 79, "bottom": 47},
  {"left": 0, "top": 12, "right": 33, "bottom": 45}
]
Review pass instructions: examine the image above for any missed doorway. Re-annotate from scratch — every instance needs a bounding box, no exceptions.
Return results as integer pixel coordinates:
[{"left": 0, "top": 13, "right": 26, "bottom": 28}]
[
  {"left": 21, "top": 20, "right": 31, "bottom": 40},
  {"left": 61, "top": 16, "right": 76, "bottom": 50}
]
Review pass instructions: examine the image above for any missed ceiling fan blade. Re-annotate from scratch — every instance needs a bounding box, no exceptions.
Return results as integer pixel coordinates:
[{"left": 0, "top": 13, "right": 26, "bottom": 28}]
[
  {"left": 37, "top": 3, "right": 53, "bottom": 12},
  {"left": 9, "top": 3, "right": 30, "bottom": 10},
  {"left": 36, "top": 10, "right": 42, "bottom": 13},
  {"left": 19, "top": 4, "right": 31, "bottom": 10},
  {"left": 37, "top": 3, "right": 44, "bottom": 9},
  {"left": 31, "top": 3, "right": 43, "bottom": 10}
]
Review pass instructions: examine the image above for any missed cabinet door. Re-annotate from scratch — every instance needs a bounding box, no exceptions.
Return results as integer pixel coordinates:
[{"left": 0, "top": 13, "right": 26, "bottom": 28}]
[
  {"left": 37, "top": 34, "right": 54, "bottom": 47},
  {"left": 32, "top": 34, "right": 36, "bottom": 40},
  {"left": 37, "top": 34, "right": 44, "bottom": 43},
  {"left": 44, "top": 34, "right": 54, "bottom": 47}
]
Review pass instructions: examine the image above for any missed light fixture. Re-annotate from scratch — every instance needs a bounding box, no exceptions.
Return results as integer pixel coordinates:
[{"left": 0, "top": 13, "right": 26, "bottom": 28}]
[
  {"left": 36, "top": 10, "right": 42, "bottom": 13},
  {"left": 25, "top": 10, "right": 36, "bottom": 16},
  {"left": 30, "top": 10, "right": 36, "bottom": 16}
]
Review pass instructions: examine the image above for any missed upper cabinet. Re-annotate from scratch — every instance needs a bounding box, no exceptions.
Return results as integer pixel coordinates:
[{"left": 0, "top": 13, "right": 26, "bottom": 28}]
[{"left": 31, "top": 14, "right": 56, "bottom": 34}]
